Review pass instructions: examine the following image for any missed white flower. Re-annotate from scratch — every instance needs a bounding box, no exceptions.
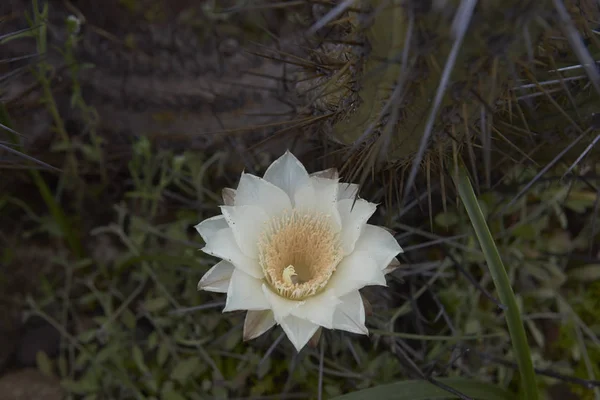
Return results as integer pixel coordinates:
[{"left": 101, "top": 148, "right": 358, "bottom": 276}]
[{"left": 195, "top": 151, "right": 403, "bottom": 351}]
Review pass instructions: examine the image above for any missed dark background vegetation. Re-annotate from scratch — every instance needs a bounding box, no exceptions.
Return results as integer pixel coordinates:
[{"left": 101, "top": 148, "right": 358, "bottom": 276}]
[{"left": 1, "top": 0, "right": 600, "bottom": 399}]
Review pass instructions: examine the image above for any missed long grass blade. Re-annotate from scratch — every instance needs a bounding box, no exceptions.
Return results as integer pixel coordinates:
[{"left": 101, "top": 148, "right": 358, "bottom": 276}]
[{"left": 455, "top": 164, "right": 538, "bottom": 400}]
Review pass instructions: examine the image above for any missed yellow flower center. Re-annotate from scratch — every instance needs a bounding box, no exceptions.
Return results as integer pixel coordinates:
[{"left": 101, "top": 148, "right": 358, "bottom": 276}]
[{"left": 258, "top": 210, "right": 342, "bottom": 300}]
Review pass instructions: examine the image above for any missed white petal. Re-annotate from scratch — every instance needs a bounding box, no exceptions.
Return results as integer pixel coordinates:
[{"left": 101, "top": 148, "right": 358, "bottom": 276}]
[
  {"left": 337, "top": 198, "right": 377, "bottom": 255},
  {"left": 197, "top": 260, "right": 234, "bottom": 293},
  {"left": 261, "top": 285, "right": 302, "bottom": 322},
  {"left": 294, "top": 176, "right": 342, "bottom": 231},
  {"left": 338, "top": 183, "right": 359, "bottom": 200},
  {"left": 328, "top": 250, "right": 387, "bottom": 297},
  {"left": 201, "top": 227, "right": 263, "bottom": 278},
  {"left": 220, "top": 205, "right": 269, "bottom": 259},
  {"left": 235, "top": 173, "right": 292, "bottom": 217},
  {"left": 243, "top": 310, "right": 276, "bottom": 341},
  {"left": 279, "top": 315, "right": 320, "bottom": 352},
  {"left": 222, "top": 188, "right": 236, "bottom": 206},
  {"left": 291, "top": 180, "right": 316, "bottom": 211},
  {"left": 195, "top": 215, "right": 228, "bottom": 243},
  {"left": 291, "top": 289, "right": 340, "bottom": 329},
  {"left": 354, "top": 224, "right": 403, "bottom": 270},
  {"left": 311, "top": 177, "right": 342, "bottom": 229},
  {"left": 311, "top": 168, "right": 339, "bottom": 180},
  {"left": 262, "top": 150, "right": 310, "bottom": 203},
  {"left": 332, "top": 291, "right": 368, "bottom": 335},
  {"left": 223, "top": 269, "right": 270, "bottom": 312}
]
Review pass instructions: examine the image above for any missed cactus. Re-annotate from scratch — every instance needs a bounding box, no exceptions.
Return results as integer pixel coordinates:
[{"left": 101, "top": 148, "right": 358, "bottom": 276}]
[{"left": 295, "top": 0, "right": 600, "bottom": 194}]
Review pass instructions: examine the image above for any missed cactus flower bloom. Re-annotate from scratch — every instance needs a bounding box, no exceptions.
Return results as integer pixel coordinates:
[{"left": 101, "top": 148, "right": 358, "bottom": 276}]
[{"left": 196, "top": 151, "right": 402, "bottom": 351}]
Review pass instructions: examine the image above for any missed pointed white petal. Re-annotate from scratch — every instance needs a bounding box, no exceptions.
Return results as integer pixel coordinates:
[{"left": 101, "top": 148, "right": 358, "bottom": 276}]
[
  {"left": 243, "top": 310, "right": 276, "bottom": 341},
  {"left": 291, "top": 289, "right": 340, "bottom": 329},
  {"left": 261, "top": 285, "right": 302, "bottom": 322},
  {"left": 262, "top": 151, "right": 310, "bottom": 203},
  {"left": 201, "top": 227, "right": 263, "bottom": 278},
  {"left": 332, "top": 291, "right": 368, "bottom": 335},
  {"left": 279, "top": 315, "right": 320, "bottom": 352},
  {"left": 328, "top": 250, "right": 387, "bottom": 297},
  {"left": 235, "top": 173, "right": 292, "bottom": 217},
  {"left": 220, "top": 205, "right": 269, "bottom": 259},
  {"left": 223, "top": 269, "right": 269, "bottom": 312},
  {"left": 222, "top": 187, "right": 236, "bottom": 206},
  {"left": 291, "top": 180, "right": 316, "bottom": 211},
  {"left": 311, "top": 168, "right": 339, "bottom": 180},
  {"left": 195, "top": 215, "right": 228, "bottom": 243},
  {"left": 197, "top": 260, "right": 234, "bottom": 293},
  {"left": 338, "top": 183, "right": 359, "bottom": 200},
  {"left": 294, "top": 176, "right": 342, "bottom": 231},
  {"left": 354, "top": 224, "right": 403, "bottom": 270},
  {"left": 383, "top": 257, "right": 401, "bottom": 275},
  {"left": 311, "top": 177, "right": 342, "bottom": 230},
  {"left": 337, "top": 198, "right": 377, "bottom": 255}
]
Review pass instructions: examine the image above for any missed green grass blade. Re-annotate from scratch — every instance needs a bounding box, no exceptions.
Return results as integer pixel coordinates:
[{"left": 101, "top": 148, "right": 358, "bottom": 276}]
[
  {"left": 330, "top": 377, "right": 513, "bottom": 400},
  {"left": 455, "top": 163, "right": 538, "bottom": 400}
]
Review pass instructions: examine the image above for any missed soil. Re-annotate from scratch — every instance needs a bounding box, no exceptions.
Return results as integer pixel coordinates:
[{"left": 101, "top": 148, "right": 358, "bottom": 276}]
[{"left": 0, "top": 368, "right": 64, "bottom": 400}]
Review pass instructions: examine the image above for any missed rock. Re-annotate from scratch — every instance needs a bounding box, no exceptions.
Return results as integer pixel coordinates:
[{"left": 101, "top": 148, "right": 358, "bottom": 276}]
[{"left": 0, "top": 368, "right": 64, "bottom": 400}]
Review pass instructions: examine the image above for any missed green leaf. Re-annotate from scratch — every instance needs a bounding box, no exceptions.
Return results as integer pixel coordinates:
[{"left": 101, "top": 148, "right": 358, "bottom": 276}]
[
  {"left": 143, "top": 297, "right": 170, "bottom": 313},
  {"left": 133, "top": 345, "right": 149, "bottom": 373},
  {"left": 96, "top": 343, "right": 119, "bottom": 363},
  {"left": 36, "top": 351, "right": 53, "bottom": 377},
  {"left": 568, "top": 265, "right": 600, "bottom": 281},
  {"left": 121, "top": 308, "right": 137, "bottom": 330},
  {"left": 435, "top": 211, "right": 459, "bottom": 228},
  {"left": 77, "top": 329, "right": 97, "bottom": 344},
  {"left": 564, "top": 190, "right": 597, "bottom": 213},
  {"left": 143, "top": 376, "right": 159, "bottom": 394},
  {"left": 62, "top": 371, "right": 99, "bottom": 394},
  {"left": 170, "top": 357, "right": 201, "bottom": 383},
  {"left": 58, "top": 355, "right": 68, "bottom": 377},
  {"left": 147, "top": 331, "right": 159, "bottom": 350},
  {"left": 512, "top": 224, "right": 537, "bottom": 240},
  {"left": 455, "top": 164, "right": 539, "bottom": 400},
  {"left": 330, "top": 378, "right": 513, "bottom": 400},
  {"left": 162, "top": 390, "right": 188, "bottom": 400},
  {"left": 157, "top": 342, "right": 170, "bottom": 367}
]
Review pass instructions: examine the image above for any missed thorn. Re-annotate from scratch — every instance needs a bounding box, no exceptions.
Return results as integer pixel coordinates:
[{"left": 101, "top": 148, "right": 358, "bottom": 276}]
[
  {"left": 403, "top": 0, "right": 478, "bottom": 204},
  {"left": 307, "top": 0, "right": 357, "bottom": 36}
]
